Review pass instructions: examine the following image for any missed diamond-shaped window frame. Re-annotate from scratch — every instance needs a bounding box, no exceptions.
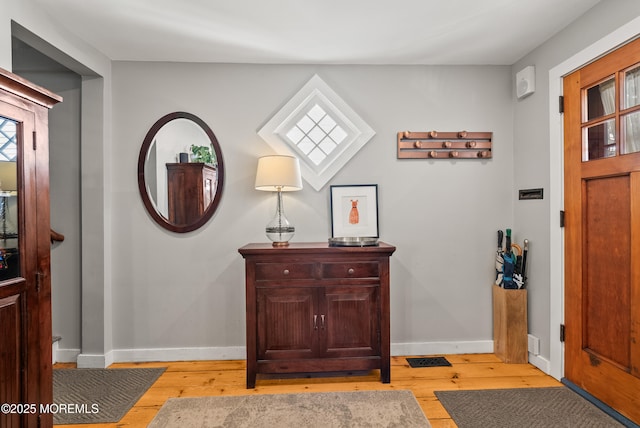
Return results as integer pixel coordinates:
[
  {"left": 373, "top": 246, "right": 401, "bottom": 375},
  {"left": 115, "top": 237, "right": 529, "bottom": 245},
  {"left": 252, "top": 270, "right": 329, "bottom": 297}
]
[{"left": 258, "top": 75, "right": 375, "bottom": 191}]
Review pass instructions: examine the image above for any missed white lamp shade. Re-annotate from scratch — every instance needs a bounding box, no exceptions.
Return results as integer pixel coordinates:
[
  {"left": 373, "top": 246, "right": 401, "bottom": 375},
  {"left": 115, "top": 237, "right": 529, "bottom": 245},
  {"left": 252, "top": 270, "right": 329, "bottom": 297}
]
[{"left": 255, "top": 155, "right": 303, "bottom": 191}]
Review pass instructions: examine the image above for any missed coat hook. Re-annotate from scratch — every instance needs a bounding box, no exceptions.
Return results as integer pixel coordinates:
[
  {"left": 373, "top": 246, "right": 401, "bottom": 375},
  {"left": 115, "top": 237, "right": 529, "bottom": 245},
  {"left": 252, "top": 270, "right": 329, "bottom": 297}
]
[
  {"left": 430, "top": 130, "right": 438, "bottom": 138},
  {"left": 414, "top": 141, "right": 423, "bottom": 148},
  {"left": 466, "top": 141, "right": 477, "bottom": 148},
  {"left": 458, "top": 131, "right": 468, "bottom": 138}
]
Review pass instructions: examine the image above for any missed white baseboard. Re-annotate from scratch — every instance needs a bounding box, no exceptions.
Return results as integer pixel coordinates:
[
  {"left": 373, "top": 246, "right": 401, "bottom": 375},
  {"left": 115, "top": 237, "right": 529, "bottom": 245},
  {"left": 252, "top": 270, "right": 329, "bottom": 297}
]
[
  {"left": 54, "top": 348, "right": 80, "bottom": 364},
  {"left": 528, "top": 352, "right": 551, "bottom": 374},
  {"left": 76, "top": 350, "right": 114, "bottom": 368},
  {"left": 391, "top": 340, "right": 494, "bottom": 356},
  {"left": 56, "top": 341, "right": 552, "bottom": 376},
  {"left": 112, "top": 346, "right": 246, "bottom": 362}
]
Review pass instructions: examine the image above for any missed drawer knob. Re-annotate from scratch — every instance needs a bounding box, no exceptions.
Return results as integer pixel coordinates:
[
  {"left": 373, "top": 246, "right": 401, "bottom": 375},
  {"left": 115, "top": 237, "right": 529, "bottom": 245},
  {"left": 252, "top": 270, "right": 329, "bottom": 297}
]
[
  {"left": 348, "top": 268, "right": 355, "bottom": 275},
  {"left": 283, "top": 269, "right": 290, "bottom": 275}
]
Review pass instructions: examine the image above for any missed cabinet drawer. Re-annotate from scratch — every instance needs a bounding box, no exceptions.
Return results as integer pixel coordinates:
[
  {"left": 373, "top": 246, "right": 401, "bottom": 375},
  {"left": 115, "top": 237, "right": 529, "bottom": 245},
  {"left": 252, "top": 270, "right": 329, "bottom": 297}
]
[
  {"left": 255, "top": 263, "right": 315, "bottom": 280},
  {"left": 321, "top": 262, "right": 379, "bottom": 279}
]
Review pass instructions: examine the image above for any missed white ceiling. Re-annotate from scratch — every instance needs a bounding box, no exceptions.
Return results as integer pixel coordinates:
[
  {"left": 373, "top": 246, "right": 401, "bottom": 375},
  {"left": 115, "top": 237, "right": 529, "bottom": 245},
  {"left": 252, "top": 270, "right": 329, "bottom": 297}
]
[{"left": 32, "top": 0, "right": 601, "bottom": 65}]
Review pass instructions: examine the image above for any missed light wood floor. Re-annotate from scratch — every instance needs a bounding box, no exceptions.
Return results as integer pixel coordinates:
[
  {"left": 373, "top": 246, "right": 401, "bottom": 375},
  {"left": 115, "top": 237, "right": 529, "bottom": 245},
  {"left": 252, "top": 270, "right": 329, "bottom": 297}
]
[{"left": 54, "top": 354, "right": 561, "bottom": 427}]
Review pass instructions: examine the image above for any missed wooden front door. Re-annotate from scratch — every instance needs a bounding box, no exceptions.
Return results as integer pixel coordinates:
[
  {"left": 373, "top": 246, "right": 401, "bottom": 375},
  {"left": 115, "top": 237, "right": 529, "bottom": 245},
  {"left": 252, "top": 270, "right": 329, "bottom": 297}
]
[{"left": 563, "top": 37, "right": 640, "bottom": 423}]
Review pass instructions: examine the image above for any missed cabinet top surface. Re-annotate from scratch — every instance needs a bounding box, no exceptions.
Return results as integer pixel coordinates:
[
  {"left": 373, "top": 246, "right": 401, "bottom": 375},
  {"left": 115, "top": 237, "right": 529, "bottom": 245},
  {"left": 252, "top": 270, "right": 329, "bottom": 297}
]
[
  {"left": 238, "top": 241, "right": 396, "bottom": 256},
  {"left": 166, "top": 162, "right": 217, "bottom": 170}
]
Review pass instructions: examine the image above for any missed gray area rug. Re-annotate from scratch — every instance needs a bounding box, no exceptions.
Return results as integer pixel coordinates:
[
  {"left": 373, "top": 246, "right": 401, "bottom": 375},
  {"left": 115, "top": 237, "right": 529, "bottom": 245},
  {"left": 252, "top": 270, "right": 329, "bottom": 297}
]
[
  {"left": 149, "top": 390, "right": 430, "bottom": 427},
  {"left": 53, "top": 367, "right": 165, "bottom": 424},
  {"left": 435, "top": 387, "right": 624, "bottom": 427}
]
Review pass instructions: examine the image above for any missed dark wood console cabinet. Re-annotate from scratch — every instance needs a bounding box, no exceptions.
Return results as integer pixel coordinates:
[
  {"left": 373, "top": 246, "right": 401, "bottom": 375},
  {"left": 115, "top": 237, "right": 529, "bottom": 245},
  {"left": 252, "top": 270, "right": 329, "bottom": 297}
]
[{"left": 239, "top": 242, "right": 396, "bottom": 388}]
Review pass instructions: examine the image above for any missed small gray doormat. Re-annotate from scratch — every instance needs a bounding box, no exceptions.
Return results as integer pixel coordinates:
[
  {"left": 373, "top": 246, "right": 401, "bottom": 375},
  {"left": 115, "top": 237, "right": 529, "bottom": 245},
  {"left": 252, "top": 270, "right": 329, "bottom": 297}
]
[
  {"left": 406, "top": 356, "right": 451, "bottom": 368},
  {"left": 53, "top": 367, "right": 166, "bottom": 424},
  {"left": 149, "top": 390, "right": 431, "bottom": 427},
  {"left": 435, "top": 387, "right": 625, "bottom": 427}
]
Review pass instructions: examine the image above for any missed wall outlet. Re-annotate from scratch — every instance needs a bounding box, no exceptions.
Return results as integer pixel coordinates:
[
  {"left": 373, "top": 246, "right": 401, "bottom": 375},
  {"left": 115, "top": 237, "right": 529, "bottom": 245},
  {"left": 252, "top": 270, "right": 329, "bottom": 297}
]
[{"left": 528, "top": 334, "right": 540, "bottom": 355}]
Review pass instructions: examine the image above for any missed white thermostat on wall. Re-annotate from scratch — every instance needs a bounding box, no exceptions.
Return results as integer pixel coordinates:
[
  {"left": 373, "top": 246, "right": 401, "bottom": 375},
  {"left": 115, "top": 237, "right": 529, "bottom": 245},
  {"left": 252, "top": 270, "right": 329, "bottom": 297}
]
[{"left": 516, "top": 65, "right": 535, "bottom": 99}]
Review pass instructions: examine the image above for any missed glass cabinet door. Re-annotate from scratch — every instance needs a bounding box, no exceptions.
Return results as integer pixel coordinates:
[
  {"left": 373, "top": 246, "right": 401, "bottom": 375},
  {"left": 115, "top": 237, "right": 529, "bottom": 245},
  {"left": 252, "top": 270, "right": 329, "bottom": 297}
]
[{"left": 0, "top": 116, "right": 19, "bottom": 281}]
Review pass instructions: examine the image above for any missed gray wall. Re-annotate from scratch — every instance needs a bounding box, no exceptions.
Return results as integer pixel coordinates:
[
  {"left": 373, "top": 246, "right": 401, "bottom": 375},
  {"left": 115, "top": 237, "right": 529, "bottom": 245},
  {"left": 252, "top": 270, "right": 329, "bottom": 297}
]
[
  {"left": 111, "top": 63, "right": 512, "bottom": 359},
  {"left": 3, "top": 0, "right": 640, "bottom": 371}
]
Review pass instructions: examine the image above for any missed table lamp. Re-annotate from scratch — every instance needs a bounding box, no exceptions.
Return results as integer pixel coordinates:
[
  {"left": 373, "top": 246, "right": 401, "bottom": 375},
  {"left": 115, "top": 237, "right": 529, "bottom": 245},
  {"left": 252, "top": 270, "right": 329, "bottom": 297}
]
[{"left": 255, "top": 155, "right": 303, "bottom": 246}]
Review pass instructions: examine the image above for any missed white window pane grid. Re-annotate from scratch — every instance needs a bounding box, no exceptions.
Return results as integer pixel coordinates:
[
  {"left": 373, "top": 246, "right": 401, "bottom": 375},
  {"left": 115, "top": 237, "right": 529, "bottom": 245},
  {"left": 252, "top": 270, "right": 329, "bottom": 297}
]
[
  {"left": 308, "top": 147, "right": 326, "bottom": 165},
  {"left": 297, "top": 138, "right": 315, "bottom": 155},
  {"left": 319, "top": 115, "right": 336, "bottom": 133},
  {"left": 308, "top": 104, "right": 326, "bottom": 122},
  {"left": 0, "top": 118, "right": 17, "bottom": 162},
  {"left": 286, "top": 103, "right": 349, "bottom": 167},
  {"left": 258, "top": 75, "right": 375, "bottom": 191}
]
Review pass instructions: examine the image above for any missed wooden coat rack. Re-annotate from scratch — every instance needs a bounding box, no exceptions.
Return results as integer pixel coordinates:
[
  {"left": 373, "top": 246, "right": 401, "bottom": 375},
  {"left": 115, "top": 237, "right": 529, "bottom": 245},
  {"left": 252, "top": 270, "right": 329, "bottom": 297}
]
[{"left": 397, "top": 131, "right": 492, "bottom": 159}]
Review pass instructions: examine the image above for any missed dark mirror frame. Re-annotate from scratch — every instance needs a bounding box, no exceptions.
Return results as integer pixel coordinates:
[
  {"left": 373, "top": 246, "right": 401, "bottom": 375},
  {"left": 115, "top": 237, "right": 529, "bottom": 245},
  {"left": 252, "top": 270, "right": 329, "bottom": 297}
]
[{"left": 137, "top": 112, "right": 225, "bottom": 233}]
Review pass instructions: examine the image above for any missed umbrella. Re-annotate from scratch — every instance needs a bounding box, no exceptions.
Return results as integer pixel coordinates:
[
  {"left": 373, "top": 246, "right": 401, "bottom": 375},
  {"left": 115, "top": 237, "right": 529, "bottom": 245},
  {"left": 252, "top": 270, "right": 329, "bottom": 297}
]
[
  {"left": 502, "top": 229, "right": 518, "bottom": 289},
  {"left": 495, "top": 230, "right": 504, "bottom": 286}
]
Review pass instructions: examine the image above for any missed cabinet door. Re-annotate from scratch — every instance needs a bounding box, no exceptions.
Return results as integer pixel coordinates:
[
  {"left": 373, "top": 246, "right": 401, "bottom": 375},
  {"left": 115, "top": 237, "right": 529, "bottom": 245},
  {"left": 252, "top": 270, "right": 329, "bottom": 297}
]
[
  {"left": 256, "top": 287, "right": 317, "bottom": 360},
  {"left": 322, "top": 285, "right": 380, "bottom": 357}
]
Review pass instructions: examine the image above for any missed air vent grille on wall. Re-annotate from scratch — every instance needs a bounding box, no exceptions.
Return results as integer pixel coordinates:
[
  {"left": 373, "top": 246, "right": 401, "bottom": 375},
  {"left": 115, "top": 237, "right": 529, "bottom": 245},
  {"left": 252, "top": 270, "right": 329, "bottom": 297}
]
[{"left": 397, "top": 130, "right": 492, "bottom": 159}]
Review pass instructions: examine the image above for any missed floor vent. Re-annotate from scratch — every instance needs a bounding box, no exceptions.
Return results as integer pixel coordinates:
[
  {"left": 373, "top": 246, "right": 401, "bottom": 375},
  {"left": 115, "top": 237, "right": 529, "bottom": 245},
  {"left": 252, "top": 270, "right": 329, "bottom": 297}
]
[{"left": 406, "top": 356, "right": 451, "bottom": 368}]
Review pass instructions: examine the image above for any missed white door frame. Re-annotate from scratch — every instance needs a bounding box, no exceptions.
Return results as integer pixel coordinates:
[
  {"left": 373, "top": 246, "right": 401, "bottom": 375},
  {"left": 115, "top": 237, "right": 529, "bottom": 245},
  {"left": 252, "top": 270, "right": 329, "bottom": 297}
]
[{"left": 548, "top": 17, "right": 640, "bottom": 380}]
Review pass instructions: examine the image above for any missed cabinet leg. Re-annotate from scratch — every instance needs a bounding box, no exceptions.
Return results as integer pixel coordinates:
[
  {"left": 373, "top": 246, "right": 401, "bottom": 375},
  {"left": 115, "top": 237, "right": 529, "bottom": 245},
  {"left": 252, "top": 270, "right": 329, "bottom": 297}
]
[
  {"left": 381, "top": 366, "right": 390, "bottom": 383},
  {"left": 246, "top": 372, "right": 256, "bottom": 389}
]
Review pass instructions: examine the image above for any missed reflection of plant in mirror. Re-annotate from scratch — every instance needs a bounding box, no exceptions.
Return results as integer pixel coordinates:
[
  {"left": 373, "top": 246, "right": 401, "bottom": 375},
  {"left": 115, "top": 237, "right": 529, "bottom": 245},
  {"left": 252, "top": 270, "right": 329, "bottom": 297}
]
[{"left": 190, "top": 144, "right": 215, "bottom": 164}]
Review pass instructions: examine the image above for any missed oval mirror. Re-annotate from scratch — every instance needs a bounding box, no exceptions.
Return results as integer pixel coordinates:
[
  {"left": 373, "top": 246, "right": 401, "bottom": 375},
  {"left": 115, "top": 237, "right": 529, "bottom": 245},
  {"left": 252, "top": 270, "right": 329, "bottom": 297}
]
[{"left": 137, "top": 112, "right": 224, "bottom": 233}]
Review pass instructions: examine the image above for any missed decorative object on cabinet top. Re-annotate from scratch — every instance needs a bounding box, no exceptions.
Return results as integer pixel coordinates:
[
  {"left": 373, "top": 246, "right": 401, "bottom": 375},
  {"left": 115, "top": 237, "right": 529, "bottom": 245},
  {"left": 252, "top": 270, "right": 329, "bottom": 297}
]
[
  {"left": 329, "top": 184, "right": 379, "bottom": 242},
  {"left": 328, "top": 236, "right": 379, "bottom": 247},
  {"left": 254, "top": 155, "right": 303, "bottom": 247},
  {"left": 137, "top": 112, "right": 224, "bottom": 233},
  {"left": 397, "top": 130, "right": 492, "bottom": 159}
]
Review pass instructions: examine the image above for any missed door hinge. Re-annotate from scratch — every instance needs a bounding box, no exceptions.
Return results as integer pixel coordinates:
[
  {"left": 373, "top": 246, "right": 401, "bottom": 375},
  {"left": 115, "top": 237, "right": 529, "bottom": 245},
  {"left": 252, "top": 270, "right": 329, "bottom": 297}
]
[
  {"left": 560, "top": 324, "right": 565, "bottom": 342},
  {"left": 33, "top": 131, "right": 37, "bottom": 150},
  {"left": 36, "top": 272, "right": 44, "bottom": 292},
  {"left": 559, "top": 96, "right": 564, "bottom": 114},
  {"left": 560, "top": 210, "right": 565, "bottom": 228}
]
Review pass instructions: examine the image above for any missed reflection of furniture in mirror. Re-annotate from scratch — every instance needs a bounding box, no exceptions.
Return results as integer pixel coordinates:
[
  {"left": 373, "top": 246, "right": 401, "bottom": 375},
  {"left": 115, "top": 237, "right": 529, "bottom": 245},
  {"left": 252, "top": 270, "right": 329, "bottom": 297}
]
[
  {"left": 138, "top": 112, "right": 224, "bottom": 233},
  {"left": 0, "top": 67, "right": 62, "bottom": 427},
  {"left": 167, "top": 162, "right": 217, "bottom": 225}
]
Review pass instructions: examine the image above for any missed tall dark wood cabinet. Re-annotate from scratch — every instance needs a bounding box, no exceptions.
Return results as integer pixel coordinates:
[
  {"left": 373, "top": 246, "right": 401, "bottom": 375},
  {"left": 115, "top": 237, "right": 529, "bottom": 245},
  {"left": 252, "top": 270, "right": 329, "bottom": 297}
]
[
  {"left": 166, "top": 162, "right": 217, "bottom": 225},
  {"left": 0, "top": 68, "right": 61, "bottom": 427},
  {"left": 239, "top": 242, "right": 396, "bottom": 388}
]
